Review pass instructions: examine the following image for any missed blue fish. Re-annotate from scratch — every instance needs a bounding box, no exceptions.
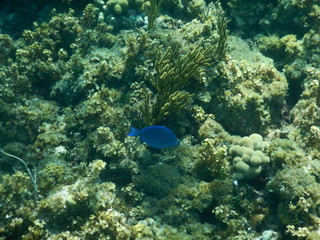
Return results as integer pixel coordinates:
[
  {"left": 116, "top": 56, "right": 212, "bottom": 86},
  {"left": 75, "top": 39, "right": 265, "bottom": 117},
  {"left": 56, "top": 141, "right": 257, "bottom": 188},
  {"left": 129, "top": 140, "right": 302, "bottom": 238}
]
[{"left": 128, "top": 126, "right": 178, "bottom": 149}]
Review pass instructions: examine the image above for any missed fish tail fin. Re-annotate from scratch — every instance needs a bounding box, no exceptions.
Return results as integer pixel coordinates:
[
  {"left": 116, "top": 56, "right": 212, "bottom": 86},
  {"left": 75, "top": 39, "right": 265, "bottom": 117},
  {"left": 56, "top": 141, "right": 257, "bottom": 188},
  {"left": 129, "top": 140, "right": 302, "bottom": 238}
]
[{"left": 127, "top": 127, "right": 140, "bottom": 137}]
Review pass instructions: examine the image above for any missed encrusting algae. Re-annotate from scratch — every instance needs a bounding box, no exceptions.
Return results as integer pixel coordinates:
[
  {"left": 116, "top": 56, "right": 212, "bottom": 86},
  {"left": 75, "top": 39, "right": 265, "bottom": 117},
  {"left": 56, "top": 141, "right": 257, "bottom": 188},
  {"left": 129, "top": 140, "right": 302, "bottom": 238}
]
[{"left": 0, "top": 0, "right": 320, "bottom": 239}]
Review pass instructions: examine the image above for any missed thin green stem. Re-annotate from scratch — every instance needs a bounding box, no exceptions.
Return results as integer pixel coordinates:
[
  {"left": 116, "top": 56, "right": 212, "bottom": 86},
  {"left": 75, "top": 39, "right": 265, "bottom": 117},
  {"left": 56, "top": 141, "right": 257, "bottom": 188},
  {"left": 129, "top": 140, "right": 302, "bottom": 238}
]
[{"left": 0, "top": 149, "right": 38, "bottom": 200}]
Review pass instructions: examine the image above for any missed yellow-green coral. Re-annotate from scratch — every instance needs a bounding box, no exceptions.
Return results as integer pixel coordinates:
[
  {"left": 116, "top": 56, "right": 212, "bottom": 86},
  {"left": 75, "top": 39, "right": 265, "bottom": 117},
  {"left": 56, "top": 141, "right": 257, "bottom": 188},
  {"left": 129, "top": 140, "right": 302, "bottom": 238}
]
[
  {"left": 268, "top": 138, "right": 307, "bottom": 167},
  {"left": 267, "top": 160, "right": 320, "bottom": 238},
  {"left": 144, "top": 0, "right": 163, "bottom": 29},
  {"left": 140, "top": 42, "right": 217, "bottom": 125},
  {"left": 106, "top": 0, "right": 129, "bottom": 15},
  {"left": 194, "top": 138, "right": 229, "bottom": 180},
  {"left": 230, "top": 134, "right": 270, "bottom": 180},
  {"left": 210, "top": 36, "right": 288, "bottom": 135}
]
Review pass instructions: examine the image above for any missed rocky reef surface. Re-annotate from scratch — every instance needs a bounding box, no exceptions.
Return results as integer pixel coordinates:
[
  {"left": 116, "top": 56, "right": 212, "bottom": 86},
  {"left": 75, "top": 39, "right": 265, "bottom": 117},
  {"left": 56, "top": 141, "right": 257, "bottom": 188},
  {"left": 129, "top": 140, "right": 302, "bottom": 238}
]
[{"left": 0, "top": 0, "right": 320, "bottom": 239}]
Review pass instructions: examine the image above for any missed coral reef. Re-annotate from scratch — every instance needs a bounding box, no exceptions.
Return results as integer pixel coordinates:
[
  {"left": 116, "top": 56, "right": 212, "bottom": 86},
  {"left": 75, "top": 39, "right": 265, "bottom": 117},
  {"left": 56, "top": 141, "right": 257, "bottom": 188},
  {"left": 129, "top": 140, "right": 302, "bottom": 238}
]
[
  {"left": 229, "top": 134, "right": 270, "bottom": 180},
  {"left": 222, "top": 0, "right": 319, "bottom": 37},
  {"left": 133, "top": 163, "right": 183, "bottom": 198},
  {"left": 208, "top": 36, "right": 288, "bottom": 135},
  {"left": 145, "top": 0, "right": 163, "bottom": 29},
  {"left": 268, "top": 138, "right": 307, "bottom": 168},
  {"left": 267, "top": 160, "right": 320, "bottom": 239},
  {"left": 289, "top": 68, "right": 320, "bottom": 154},
  {"left": 1, "top": 0, "right": 320, "bottom": 239}
]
